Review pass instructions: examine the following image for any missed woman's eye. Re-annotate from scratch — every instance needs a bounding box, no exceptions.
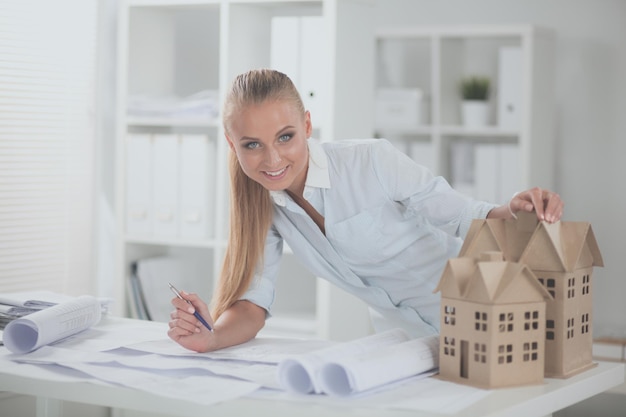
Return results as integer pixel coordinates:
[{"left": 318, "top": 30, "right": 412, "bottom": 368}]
[
  {"left": 278, "top": 134, "right": 293, "bottom": 142},
  {"left": 244, "top": 142, "right": 260, "bottom": 150}
]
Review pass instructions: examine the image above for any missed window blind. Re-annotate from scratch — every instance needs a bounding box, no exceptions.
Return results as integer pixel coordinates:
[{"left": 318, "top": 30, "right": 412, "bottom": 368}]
[{"left": 0, "top": 1, "right": 97, "bottom": 294}]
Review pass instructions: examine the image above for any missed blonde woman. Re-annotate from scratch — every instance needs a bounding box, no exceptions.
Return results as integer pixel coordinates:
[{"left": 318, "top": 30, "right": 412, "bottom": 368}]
[{"left": 168, "top": 69, "right": 563, "bottom": 352}]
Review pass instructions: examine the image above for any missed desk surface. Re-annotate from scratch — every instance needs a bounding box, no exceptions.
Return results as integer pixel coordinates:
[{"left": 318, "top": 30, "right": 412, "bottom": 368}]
[
  {"left": 0, "top": 361, "right": 623, "bottom": 417},
  {"left": 0, "top": 317, "right": 624, "bottom": 417}
]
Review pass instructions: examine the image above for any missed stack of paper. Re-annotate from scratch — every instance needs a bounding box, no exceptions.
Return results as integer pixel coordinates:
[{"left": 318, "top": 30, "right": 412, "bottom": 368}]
[
  {"left": 127, "top": 90, "right": 220, "bottom": 122},
  {"left": 0, "top": 291, "right": 73, "bottom": 329}
]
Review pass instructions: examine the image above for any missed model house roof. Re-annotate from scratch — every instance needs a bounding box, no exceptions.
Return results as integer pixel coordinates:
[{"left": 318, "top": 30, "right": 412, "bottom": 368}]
[
  {"left": 459, "top": 212, "right": 604, "bottom": 272},
  {"left": 435, "top": 252, "right": 553, "bottom": 303}
]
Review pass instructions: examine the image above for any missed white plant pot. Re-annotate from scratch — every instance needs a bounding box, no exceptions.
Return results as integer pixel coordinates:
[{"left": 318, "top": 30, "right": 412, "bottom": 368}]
[{"left": 461, "top": 100, "right": 489, "bottom": 127}]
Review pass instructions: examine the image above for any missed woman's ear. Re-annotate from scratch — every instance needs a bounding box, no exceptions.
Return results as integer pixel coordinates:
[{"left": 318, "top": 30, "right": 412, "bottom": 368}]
[
  {"left": 304, "top": 110, "right": 313, "bottom": 138},
  {"left": 225, "top": 133, "right": 236, "bottom": 152}
]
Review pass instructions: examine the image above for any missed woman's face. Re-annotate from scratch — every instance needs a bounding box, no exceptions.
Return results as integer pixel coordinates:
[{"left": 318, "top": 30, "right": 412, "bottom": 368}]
[{"left": 226, "top": 99, "right": 312, "bottom": 195}]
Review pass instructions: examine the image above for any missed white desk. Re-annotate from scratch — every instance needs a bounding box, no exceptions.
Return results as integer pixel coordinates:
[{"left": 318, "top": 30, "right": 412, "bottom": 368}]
[{"left": 0, "top": 318, "right": 623, "bottom": 417}]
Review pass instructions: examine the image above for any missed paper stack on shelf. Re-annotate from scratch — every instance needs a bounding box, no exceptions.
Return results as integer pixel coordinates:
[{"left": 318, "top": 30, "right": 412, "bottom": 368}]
[{"left": 127, "top": 89, "right": 220, "bottom": 122}]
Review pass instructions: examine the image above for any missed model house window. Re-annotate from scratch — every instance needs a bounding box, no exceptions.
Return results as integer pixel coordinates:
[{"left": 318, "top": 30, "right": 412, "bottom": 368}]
[
  {"left": 581, "top": 313, "right": 590, "bottom": 334},
  {"left": 474, "top": 311, "right": 488, "bottom": 331},
  {"left": 523, "top": 342, "right": 539, "bottom": 361},
  {"left": 546, "top": 319, "right": 555, "bottom": 340},
  {"left": 524, "top": 310, "right": 540, "bottom": 331},
  {"left": 444, "top": 336, "right": 455, "bottom": 356},
  {"left": 582, "top": 274, "right": 590, "bottom": 295},
  {"left": 444, "top": 305, "right": 456, "bottom": 325},
  {"left": 538, "top": 277, "right": 556, "bottom": 298},
  {"left": 567, "top": 317, "right": 575, "bottom": 339},
  {"left": 567, "top": 277, "right": 575, "bottom": 299},
  {"left": 474, "top": 343, "right": 487, "bottom": 363},
  {"left": 499, "top": 312, "right": 514, "bottom": 332},
  {"left": 498, "top": 344, "right": 513, "bottom": 364},
  {"left": 546, "top": 278, "right": 556, "bottom": 298}
]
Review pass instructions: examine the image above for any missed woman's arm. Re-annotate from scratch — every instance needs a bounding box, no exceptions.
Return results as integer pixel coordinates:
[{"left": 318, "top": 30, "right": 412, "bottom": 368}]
[
  {"left": 488, "top": 187, "right": 564, "bottom": 223},
  {"left": 168, "top": 293, "right": 266, "bottom": 353}
]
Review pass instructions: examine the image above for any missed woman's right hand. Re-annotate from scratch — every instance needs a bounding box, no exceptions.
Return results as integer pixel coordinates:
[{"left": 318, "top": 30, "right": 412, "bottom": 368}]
[{"left": 167, "top": 290, "right": 217, "bottom": 353}]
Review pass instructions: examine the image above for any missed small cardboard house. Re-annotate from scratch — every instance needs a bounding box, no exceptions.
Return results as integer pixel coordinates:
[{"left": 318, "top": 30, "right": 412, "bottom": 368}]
[
  {"left": 457, "top": 212, "right": 604, "bottom": 378},
  {"left": 435, "top": 251, "right": 552, "bottom": 388}
]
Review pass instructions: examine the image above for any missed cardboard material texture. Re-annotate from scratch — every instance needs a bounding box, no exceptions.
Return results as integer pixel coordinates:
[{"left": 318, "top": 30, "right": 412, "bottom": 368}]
[
  {"left": 435, "top": 251, "right": 551, "bottom": 388},
  {"left": 438, "top": 211, "right": 604, "bottom": 387}
]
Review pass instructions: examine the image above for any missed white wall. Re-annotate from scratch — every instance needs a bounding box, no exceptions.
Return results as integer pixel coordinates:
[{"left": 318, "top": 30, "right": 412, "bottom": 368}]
[{"left": 373, "top": 0, "right": 626, "bottom": 336}]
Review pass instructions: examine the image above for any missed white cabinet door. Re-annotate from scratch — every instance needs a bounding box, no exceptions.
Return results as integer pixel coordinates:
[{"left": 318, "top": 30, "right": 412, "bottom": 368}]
[
  {"left": 498, "top": 47, "right": 523, "bottom": 130},
  {"left": 270, "top": 17, "right": 301, "bottom": 86},
  {"left": 300, "top": 16, "right": 327, "bottom": 127},
  {"left": 270, "top": 16, "right": 327, "bottom": 129}
]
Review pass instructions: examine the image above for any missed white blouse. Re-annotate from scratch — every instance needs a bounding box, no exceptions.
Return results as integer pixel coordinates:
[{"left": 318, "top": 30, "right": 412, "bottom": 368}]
[{"left": 241, "top": 138, "right": 496, "bottom": 338}]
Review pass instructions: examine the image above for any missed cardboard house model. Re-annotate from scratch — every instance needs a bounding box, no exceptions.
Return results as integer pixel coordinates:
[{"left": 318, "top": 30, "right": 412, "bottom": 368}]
[
  {"left": 455, "top": 212, "right": 604, "bottom": 379},
  {"left": 435, "top": 251, "right": 553, "bottom": 388}
]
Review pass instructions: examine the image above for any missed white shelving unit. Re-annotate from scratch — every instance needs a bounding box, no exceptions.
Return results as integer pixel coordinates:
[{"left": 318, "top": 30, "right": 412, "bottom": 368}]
[
  {"left": 373, "top": 25, "right": 556, "bottom": 204},
  {"left": 114, "top": 0, "right": 376, "bottom": 341}
]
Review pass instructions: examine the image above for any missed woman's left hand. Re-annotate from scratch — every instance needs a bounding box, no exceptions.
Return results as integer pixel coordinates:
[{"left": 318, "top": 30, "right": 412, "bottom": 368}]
[{"left": 508, "top": 187, "right": 563, "bottom": 223}]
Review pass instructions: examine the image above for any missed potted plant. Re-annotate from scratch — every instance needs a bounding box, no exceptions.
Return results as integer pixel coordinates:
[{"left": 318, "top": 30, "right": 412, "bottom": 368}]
[{"left": 459, "top": 76, "right": 490, "bottom": 127}]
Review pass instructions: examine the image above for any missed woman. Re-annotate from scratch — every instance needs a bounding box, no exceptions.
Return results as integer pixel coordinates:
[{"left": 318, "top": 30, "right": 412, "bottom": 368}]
[{"left": 168, "top": 69, "right": 563, "bottom": 352}]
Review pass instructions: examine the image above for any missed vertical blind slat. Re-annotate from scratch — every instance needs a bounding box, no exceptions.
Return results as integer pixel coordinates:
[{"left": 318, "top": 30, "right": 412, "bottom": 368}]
[{"left": 0, "top": 0, "right": 97, "bottom": 295}]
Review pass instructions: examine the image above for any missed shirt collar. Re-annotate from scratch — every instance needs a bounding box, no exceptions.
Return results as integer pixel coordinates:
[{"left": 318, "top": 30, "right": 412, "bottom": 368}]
[{"left": 270, "top": 138, "right": 330, "bottom": 207}]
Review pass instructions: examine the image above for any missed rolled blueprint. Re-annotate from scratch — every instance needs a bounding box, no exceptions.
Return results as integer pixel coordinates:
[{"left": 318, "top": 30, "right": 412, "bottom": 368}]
[
  {"left": 277, "top": 328, "right": 411, "bottom": 394},
  {"left": 3, "top": 295, "right": 102, "bottom": 354},
  {"left": 319, "top": 335, "right": 439, "bottom": 396}
]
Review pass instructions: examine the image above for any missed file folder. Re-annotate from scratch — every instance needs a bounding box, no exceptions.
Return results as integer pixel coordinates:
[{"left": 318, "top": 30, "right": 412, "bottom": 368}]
[
  {"left": 126, "top": 134, "right": 153, "bottom": 236},
  {"left": 152, "top": 134, "right": 179, "bottom": 237},
  {"left": 179, "top": 135, "right": 216, "bottom": 239}
]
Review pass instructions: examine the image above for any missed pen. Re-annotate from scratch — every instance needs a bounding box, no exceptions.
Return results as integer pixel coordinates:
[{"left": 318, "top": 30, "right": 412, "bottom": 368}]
[{"left": 168, "top": 282, "right": 213, "bottom": 332}]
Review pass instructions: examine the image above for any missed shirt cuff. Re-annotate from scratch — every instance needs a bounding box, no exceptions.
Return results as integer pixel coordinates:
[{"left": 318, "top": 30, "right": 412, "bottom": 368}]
[{"left": 459, "top": 201, "right": 498, "bottom": 238}]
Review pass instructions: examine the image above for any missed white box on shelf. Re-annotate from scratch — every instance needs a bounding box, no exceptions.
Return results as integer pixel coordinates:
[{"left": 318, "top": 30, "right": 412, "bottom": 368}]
[
  {"left": 126, "top": 134, "right": 153, "bottom": 236},
  {"left": 375, "top": 88, "right": 426, "bottom": 129},
  {"left": 152, "top": 134, "right": 179, "bottom": 237},
  {"left": 497, "top": 47, "right": 523, "bottom": 130},
  {"left": 179, "top": 135, "right": 216, "bottom": 239}
]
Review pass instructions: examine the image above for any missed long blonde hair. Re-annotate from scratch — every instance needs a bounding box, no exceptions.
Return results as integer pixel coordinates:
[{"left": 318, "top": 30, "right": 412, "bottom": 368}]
[{"left": 211, "top": 69, "right": 305, "bottom": 319}]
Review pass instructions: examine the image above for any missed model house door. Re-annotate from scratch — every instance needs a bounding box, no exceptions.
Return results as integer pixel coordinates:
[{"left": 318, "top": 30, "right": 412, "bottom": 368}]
[{"left": 461, "top": 340, "right": 469, "bottom": 378}]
